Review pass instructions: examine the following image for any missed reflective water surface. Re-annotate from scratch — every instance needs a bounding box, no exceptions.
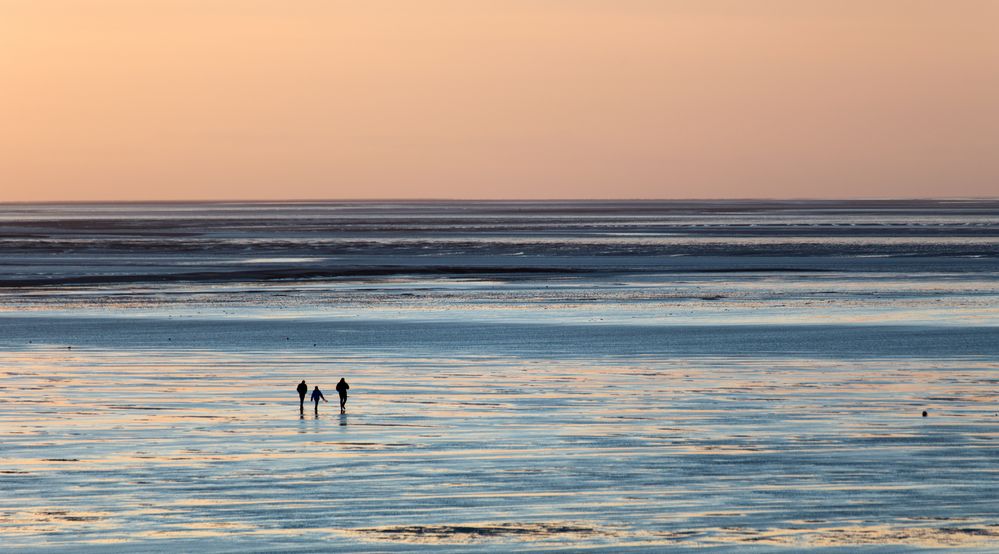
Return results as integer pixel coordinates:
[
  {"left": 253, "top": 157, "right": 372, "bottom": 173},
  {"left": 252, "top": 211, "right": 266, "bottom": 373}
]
[{"left": 1, "top": 201, "right": 997, "bottom": 551}]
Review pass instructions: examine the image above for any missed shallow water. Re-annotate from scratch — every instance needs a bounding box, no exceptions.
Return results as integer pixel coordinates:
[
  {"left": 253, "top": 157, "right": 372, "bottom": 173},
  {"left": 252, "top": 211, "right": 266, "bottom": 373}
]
[
  {"left": 1, "top": 334, "right": 997, "bottom": 552},
  {"left": 1, "top": 201, "right": 997, "bottom": 552}
]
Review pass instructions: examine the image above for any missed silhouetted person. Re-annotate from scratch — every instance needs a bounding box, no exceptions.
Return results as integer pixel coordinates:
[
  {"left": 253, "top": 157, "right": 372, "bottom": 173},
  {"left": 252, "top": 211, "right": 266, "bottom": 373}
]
[
  {"left": 297, "top": 380, "right": 308, "bottom": 413},
  {"left": 311, "top": 385, "right": 327, "bottom": 413},
  {"left": 335, "top": 378, "right": 349, "bottom": 413}
]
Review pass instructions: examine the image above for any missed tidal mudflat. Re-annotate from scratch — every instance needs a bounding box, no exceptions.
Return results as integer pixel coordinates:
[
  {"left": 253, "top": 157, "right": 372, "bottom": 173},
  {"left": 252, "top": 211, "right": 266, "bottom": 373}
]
[{"left": 1, "top": 201, "right": 997, "bottom": 552}]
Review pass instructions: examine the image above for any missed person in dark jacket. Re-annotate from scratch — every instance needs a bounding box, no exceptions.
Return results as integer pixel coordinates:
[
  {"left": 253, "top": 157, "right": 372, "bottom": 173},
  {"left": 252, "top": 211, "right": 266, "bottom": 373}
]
[
  {"left": 311, "top": 386, "right": 327, "bottom": 413},
  {"left": 335, "top": 378, "right": 349, "bottom": 413},
  {"left": 297, "top": 380, "right": 308, "bottom": 413}
]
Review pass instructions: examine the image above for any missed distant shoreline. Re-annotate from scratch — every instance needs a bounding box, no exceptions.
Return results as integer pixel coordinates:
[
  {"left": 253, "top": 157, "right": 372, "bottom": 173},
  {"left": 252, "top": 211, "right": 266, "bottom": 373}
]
[{"left": 2, "top": 198, "right": 998, "bottom": 206}]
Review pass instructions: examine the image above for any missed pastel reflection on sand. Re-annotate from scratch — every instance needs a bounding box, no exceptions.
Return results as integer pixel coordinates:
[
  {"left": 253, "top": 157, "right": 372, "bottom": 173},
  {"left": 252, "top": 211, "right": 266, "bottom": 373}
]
[{"left": 1, "top": 347, "right": 996, "bottom": 551}]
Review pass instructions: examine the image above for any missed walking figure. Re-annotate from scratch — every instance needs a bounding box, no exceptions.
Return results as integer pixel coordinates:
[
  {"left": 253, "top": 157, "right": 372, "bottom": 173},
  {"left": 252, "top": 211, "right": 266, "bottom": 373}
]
[
  {"left": 336, "top": 378, "right": 350, "bottom": 413},
  {"left": 311, "top": 385, "right": 327, "bottom": 413},
  {"left": 297, "top": 380, "right": 308, "bottom": 414}
]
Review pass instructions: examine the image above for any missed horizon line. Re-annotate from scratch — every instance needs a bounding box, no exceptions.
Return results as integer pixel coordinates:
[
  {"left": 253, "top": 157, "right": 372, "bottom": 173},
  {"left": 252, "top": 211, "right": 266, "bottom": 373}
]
[{"left": 2, "top": 197, "right": 998, "bottom": 205}]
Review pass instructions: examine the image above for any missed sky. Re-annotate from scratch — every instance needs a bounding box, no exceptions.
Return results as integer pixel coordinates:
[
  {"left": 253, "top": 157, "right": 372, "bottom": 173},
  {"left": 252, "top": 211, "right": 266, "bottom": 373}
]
[{"left": 2, "top": 0, "right": 997, "bottom": 201}]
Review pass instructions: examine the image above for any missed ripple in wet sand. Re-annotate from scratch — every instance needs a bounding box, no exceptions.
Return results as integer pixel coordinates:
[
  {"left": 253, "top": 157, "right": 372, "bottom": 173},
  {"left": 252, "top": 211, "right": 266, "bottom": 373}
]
[{"left": 350, "top": 521, "right": 613, "bottom": 544}]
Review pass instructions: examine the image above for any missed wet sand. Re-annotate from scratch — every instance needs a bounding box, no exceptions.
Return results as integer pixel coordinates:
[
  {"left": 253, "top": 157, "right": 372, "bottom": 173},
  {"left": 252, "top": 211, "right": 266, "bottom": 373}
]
[
  {"left": 1, "top": 201, "right": 997, "bottom": 551},
  {"left": 1, "top": 317, "right": 997, "bottom": 552}
]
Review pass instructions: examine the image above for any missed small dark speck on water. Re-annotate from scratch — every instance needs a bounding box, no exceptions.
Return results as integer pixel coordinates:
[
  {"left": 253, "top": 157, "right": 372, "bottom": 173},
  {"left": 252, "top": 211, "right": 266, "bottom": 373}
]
[{"left": 923, "top": 411, "right": 928, "bottom": 417}]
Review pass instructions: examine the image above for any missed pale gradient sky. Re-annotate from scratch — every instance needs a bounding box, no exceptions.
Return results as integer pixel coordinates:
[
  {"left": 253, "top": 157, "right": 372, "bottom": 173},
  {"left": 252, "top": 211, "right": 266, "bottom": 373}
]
[{"left": 2, "top": 0, "right": 997, "bottom": 201}]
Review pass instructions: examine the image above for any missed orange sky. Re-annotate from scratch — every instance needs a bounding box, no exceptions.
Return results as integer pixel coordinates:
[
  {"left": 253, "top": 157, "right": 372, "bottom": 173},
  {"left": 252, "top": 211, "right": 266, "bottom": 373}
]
[{"left": 2, "top": 1, "right": 997, "bottom": 201}]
